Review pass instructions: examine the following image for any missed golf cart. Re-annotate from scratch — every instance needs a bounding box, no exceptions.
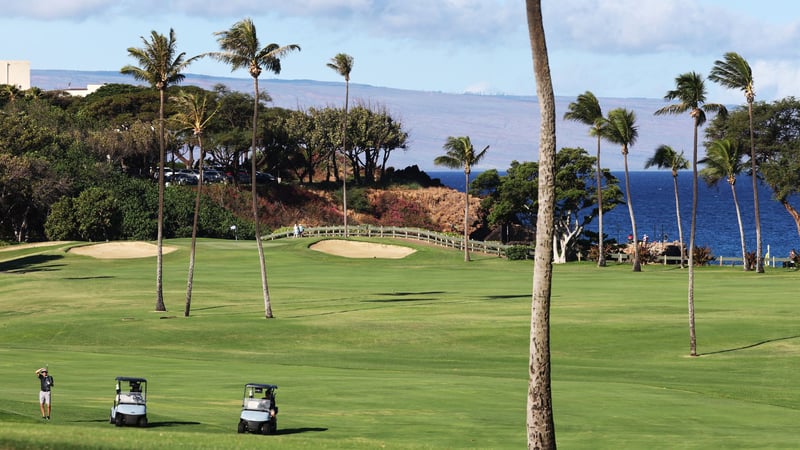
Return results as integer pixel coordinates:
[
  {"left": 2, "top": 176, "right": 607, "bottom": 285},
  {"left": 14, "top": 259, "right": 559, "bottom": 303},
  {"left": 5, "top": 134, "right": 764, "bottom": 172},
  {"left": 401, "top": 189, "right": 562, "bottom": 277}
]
[
  {"left": 109, "top": 376, "right": 147, "bottom": 427},
  {"left": 238, "top": 383, "right": 278, "bottom": 434}
]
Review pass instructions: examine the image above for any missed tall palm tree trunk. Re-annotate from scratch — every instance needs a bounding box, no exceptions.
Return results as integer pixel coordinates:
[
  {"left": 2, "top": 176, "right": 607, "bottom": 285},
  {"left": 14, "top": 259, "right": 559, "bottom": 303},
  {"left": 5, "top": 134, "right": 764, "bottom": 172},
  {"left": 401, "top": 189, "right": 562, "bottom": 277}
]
[
  {"left": 748, "top": 102, "right": 763, "bottom": 272},
  {"left": 463, "top": 170, "right": 471, "bottom": 262},
  {"left": 252, "top": 76, "right": 272, "bottom": 318},
  {"left": 672, "top": 173, "right": 686, "bottom": 269},
  {"left": 185, "top": 138, "right": 204, "bottom": 317},
  {"left": 623, "top": 153, "right": 641, "bottom": 272},
  {"left": 155, "top": 88, "right": 166, "bottom": 312},
  {"left": 596, "top": 136, "right": 605, "bottom": 267},
  {"left": 729, "top": 182, "right": 748, "bottom": 269},
  {"left": 342, "top": 79, "right": 349, "bottom": 238},
  {"left": 525, "top": 0, "right": 557, "bottom": 447},
  {"left": 688, "top": 118, "right": 699, "bottom": 357}
]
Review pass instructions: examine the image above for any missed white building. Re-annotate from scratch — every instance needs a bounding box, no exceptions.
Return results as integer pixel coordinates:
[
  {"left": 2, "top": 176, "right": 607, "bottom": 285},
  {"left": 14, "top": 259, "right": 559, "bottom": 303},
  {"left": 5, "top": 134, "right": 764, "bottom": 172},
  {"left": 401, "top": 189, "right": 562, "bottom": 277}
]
[{"left": 0, "top": 60, "right": 31, "bottom": 90}]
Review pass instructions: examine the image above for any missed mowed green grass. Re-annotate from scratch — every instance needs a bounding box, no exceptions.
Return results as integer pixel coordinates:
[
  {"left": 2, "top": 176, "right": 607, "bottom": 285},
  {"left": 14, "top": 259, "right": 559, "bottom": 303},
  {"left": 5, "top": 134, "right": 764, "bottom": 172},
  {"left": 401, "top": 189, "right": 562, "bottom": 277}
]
[{"left": 1, "top": 238, "right": 798, "bottom": 449}]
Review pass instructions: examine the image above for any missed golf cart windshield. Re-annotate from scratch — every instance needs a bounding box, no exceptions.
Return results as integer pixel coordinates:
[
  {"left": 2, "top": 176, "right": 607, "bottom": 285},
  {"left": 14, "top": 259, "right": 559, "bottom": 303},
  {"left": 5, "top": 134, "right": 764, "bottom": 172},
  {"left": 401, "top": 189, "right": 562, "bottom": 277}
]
[
  {"left": 116, "top": 377, "right": 147, "bottom": 404},
  {"left": 243, "top": 384, "right": 277, "bottom": 411}
]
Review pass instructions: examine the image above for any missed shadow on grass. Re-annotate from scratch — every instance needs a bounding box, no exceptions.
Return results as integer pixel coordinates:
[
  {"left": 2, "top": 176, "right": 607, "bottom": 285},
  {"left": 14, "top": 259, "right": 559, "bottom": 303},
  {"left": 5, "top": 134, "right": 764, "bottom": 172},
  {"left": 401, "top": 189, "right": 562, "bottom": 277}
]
[
  {"left": 485, "top": 294, "right": 529, "bottom": 300},
  {"left": 146, "top": 421, "right": 202, "bottom": 428},
  {"left": 378, "top": 291, "right": 446, "bottom": 296},
  {"left": 366, "top": 298, "right": 436, "bottom": 303},
  {"left": 63, "top": 275, "right": 115, "bottom": 280},
  {"left": 700, "top": 334, "right": 800, "bottom": 356},
  {"left": 0, "top": 254, "right": 64, "bottom": 273},
  {"left": 274, "top": 427, "right": 327, "bottom": 435},
  {"left": 193, "top": 305, "right": 234, "bottom": 311}
]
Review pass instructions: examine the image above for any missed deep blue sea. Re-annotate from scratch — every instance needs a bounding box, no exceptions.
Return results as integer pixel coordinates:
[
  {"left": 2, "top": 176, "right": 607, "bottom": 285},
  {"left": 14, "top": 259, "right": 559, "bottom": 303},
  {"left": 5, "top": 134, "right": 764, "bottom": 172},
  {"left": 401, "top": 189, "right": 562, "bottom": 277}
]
[{"left": 428, "top": 170, "right": 800, "bottom": 260}]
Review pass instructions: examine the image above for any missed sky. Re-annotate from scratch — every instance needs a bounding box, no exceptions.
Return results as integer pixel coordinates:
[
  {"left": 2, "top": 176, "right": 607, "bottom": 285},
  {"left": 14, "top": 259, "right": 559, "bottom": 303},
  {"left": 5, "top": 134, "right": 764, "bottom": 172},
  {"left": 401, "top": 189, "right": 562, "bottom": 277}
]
[{"left": 3, "top": 0, "right": 800, "bottom": 105}]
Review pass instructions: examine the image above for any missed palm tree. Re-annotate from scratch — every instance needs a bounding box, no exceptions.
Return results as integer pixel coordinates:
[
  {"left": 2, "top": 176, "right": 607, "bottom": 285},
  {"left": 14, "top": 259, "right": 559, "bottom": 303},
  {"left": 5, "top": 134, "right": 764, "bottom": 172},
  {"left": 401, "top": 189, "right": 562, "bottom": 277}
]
[
  {"left": 209, "top": 18, "right": 300, "bottom": 319},
  {"left": 700, "top": 138, "right": 748, "bottom": 269},
  {"left": 645, "top": 145, "right": 689, "bottom": 268},
  {"left": 326, "top": 53, "right": 354, "bottom": 238},
  {"left": 564, "top": 91, "right": 607, "bottom": 267},
  {"left": 171, "top": 91, "right": 219, "bottom": 316},
  {"left": 121, "top": 29, "right": 201, "bottom": 312},
  {"left": 433, "top": 136, "right": 489, "bottom": 262},
  {"left": 709, "top": 52, "right": 762, "bottom": 272},
  {"left": 525, "top": 0, "right": 557, "bottom": 447},
  {"left": 654, "top": 71, "right": 727, "bottom": 357},
  {"left": 602, "top": 108, "right": 641, "bottom": 272}
]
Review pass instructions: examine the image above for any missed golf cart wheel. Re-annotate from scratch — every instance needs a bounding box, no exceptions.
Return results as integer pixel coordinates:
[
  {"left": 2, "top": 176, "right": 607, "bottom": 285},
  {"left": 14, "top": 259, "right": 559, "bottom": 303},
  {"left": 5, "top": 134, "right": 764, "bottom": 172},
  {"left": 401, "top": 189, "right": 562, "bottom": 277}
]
[
  {"left": 237, "top": 420, "right": 246, "bottom": 434},
  {"left": 115, "top": 414, "right": 124, "bottom": 427},
  {"left": 259, "top": 422, "right": 269, "bottom": 435},
  {"left": 109, "top": 414, "right": 114, "bottom": 424},
  {"left": 138, "top": 416, "right": 148, "bottom": 427}
]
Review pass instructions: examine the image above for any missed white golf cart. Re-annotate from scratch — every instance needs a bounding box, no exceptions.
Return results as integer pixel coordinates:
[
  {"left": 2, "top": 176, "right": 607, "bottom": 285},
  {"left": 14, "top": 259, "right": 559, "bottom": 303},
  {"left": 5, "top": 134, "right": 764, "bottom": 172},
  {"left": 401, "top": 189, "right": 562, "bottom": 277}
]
[
  {"left": 109, "top": 376, "right": 148, "bottom": 427},
  {"left": 238, "top": 383, "right": 278, "bottom": 434}
]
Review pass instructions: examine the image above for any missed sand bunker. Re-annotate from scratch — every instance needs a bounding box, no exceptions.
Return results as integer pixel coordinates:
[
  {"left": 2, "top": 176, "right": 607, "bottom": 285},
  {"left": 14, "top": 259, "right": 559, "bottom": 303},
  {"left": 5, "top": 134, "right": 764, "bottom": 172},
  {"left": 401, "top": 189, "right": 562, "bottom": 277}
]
[
  {"left": 310, "top": 240, "right": 416, "bottom": 259},
  {"left": 69, "top": 242, "right": 177, "bottom": 259}
]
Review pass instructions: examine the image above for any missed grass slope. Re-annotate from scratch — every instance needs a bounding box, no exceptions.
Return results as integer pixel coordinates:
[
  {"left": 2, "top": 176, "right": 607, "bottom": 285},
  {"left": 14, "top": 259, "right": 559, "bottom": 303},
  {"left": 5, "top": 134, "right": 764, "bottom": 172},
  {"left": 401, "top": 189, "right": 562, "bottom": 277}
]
[{"left": 0, "top": 239, "right": 798, "bottom": 449}]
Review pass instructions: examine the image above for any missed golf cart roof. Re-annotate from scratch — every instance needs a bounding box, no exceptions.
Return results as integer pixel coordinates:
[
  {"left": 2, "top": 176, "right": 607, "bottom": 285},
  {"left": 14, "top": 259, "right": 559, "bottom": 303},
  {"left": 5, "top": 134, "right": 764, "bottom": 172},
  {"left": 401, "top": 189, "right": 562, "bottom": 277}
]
[
  {"left": 116, "top": 376, "right": 147, "bottom": 382},
  {"left": 245, "top": 383, "right": 277, "bottom": 390}
]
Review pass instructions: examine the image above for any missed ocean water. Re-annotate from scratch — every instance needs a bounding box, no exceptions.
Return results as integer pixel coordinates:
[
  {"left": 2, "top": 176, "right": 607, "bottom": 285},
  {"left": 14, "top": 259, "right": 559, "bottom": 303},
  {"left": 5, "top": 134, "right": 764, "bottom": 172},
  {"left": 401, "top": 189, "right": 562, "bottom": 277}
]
[{"left": 428, "top": 170, "right": 800, "bottom": 260}]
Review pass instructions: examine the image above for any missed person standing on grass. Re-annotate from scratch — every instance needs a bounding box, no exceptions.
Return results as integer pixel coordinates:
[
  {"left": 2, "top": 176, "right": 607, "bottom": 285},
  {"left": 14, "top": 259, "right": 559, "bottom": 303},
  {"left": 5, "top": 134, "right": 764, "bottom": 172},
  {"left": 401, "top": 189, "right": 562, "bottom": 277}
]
[{"left": 35, "top": 367, "right": 54, "bottom": 420}]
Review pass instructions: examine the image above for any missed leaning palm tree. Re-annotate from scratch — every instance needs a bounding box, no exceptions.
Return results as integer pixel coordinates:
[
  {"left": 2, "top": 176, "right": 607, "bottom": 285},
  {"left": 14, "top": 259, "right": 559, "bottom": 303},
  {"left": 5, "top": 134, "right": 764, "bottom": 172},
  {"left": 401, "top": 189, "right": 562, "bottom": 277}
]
[
  {"left": 525, "top": 0, "right": 557, "bottom": 447},
  {"left": 170, "top": 91, "right": 219, "bottom": 316},
  {"left": 654, "top": 71, "right": 727, "bottom": 357},
  {"left": 121, "top": 29, "right": 201, "bottom": 312},
  {"left": 564, "top": 91, "right": 607, "bottom": 267},
  {"left": 709, "top": 52, "right": 762, "bottom": 272},
  {"left": 326, "top": 53, "right": 354, "bottom": 238},
  {"left": 209, "top": 18, "right": 300, "bottom": 319},
  {"left": 700, "top": 138, "right": 748, "bottom": 269},
  {"left": 433, "top": 136, "right": 489, "bottom": 262},
  {"left": 645, "top": 145, "right": 689, "bottom": 268},
  {"left": 602, "top": 108, "right": 641, "bottom": 272}
]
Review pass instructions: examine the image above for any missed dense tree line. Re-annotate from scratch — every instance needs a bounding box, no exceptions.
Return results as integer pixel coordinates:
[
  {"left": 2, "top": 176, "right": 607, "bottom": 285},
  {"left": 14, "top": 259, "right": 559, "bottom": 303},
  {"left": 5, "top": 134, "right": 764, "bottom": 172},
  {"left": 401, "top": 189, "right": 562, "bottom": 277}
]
[{"left": 0, "top": 82, "right": 407, "bottom": 242}]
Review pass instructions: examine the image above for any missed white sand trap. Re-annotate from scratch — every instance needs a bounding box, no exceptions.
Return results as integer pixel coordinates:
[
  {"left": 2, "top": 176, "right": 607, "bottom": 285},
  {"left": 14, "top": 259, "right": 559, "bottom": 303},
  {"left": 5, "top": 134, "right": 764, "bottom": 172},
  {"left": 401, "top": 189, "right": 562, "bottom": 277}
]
[
  {"left": 310, "top": 240, "right": 416, "bottom": 259},
  {"left": 69, "top": 242, "right": 177, "bottom": 259}
]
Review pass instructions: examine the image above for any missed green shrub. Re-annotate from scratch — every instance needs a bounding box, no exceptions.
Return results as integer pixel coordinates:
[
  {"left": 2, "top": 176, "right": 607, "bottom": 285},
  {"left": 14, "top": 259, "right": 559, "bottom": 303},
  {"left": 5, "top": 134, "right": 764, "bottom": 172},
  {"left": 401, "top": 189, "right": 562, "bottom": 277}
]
[
  {"left": 505, "top": 245, "right": 532, "bottom": 260},
  {"left": 44, "top": 197, "right": 78, "bottom": 240}
]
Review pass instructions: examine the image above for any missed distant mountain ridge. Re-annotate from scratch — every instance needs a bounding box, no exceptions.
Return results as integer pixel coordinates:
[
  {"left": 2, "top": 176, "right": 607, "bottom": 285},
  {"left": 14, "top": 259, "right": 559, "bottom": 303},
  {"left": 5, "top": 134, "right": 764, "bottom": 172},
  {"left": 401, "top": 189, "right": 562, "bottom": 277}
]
[{"left": 32, "top": 69, "right": 694, "bottom": 171}]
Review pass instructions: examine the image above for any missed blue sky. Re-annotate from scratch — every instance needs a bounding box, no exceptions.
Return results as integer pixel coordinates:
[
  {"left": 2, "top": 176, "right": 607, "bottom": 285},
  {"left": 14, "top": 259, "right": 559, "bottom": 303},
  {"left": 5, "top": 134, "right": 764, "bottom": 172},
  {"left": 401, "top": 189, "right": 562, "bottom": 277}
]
[{"left": 2, "top": 0, "right": 800, "bottom": 104}]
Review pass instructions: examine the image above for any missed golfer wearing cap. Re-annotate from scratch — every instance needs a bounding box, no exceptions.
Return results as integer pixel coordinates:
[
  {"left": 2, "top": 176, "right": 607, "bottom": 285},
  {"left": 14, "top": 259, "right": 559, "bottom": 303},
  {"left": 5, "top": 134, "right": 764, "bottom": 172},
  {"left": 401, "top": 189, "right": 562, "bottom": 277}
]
[{"left": 35, "top": 367, "right": 54, "bottom": 420}]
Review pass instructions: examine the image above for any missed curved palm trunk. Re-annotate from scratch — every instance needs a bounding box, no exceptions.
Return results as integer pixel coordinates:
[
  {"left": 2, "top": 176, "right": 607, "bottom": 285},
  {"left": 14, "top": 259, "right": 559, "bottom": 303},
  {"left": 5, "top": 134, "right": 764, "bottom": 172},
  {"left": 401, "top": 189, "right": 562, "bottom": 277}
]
[
  {"left": 748, "top": 101, "right": 763, "bottom": 272},
  {"left": 526, "top": 0, "right": 557, "bottom": 447},
  {"left": 185, "top": 138, "right": 204, "bottom": 317},
  {"left": 463, "top": 169, "right": 471, "bottom": 262},
  {"left": 596, "top": 135, "right": 605, "bottom": 267},
  {"left": 729, "top": 182, "right": 748, "bottom": 270},
  {"left": 155, "top": 88, "right": 167, "bottom": 312},
  {"left": 623, "top": 152, "right": 641, "bottom": 272},
  {"left": 672, "top": 173, "right": 686, "bottom": 269},
  {"left": 252, "top": 76, "right": 273, "bottom": 319},
  {"left": 687, "top": 118, "right": 699, "bottom": 357}
]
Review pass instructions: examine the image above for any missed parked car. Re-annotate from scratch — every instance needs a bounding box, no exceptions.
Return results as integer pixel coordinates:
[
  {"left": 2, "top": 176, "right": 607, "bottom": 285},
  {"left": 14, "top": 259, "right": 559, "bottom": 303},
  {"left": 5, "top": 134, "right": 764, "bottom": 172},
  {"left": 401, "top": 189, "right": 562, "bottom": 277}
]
[
  {"left": 153, "top": 168, "right": 175, "bottom": 182},
  {"left": 178, "top": 169, "right": 200, "bottom": 181},
  {"left": 170, "top": 172, "right": 198, "bottom": 186},
  {"left": 255, "top": 172, "right": 276, "bottom": 184},
  {"left": 203, "top": 169, "right": 224, "bottom": 184}
]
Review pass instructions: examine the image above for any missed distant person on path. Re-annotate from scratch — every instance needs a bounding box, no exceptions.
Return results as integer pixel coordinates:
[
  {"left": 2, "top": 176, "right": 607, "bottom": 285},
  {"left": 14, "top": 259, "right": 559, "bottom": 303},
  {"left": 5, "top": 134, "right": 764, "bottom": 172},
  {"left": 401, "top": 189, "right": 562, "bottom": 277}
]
[
  {"left": 35, "top": 367, "right": 54, "bottom": 420},
  {"left": 298, "top": 224, "right": 304, "bottom": 237},
  {"left": 293, "top": 224, "right": 299, "bottom": 238},
  {"left": 789, "top": 249, "right": 798, "bottom": 268}
]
